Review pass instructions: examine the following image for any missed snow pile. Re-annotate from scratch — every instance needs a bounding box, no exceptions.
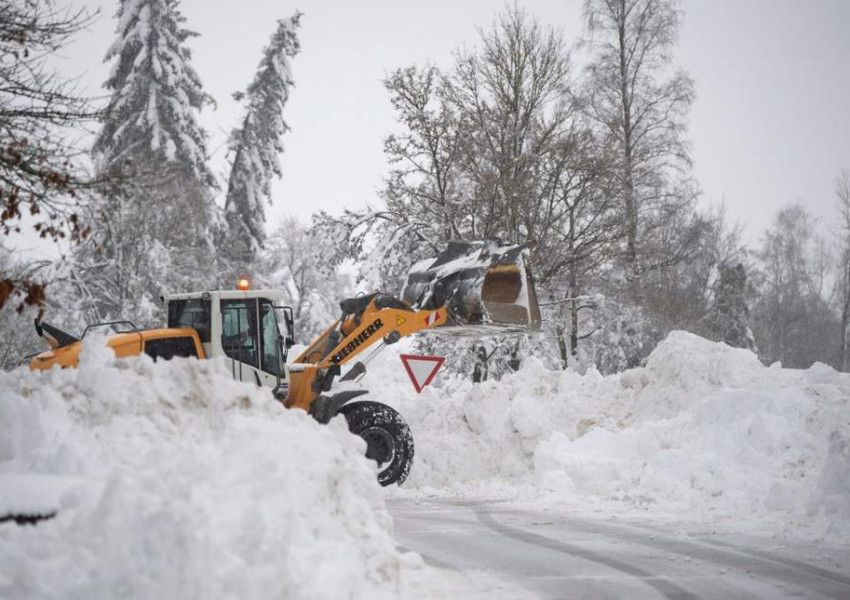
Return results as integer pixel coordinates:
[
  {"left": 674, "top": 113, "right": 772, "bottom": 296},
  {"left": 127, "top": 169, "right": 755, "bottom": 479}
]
[
  {"left": 0, "top": 338, "right": 424, "bottom": 599},
  {"left": 369, "top": 331, "right": 850, "bottom": 541}
]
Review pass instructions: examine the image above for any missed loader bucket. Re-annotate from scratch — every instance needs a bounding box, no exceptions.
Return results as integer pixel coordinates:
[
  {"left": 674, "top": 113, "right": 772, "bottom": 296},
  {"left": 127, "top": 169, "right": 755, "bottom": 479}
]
[{"left": 402, "top": 240, "right": 541, "bottom": 334}]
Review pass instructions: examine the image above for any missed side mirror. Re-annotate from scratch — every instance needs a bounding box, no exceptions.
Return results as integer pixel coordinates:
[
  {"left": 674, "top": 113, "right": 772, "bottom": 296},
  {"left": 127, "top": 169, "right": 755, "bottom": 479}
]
[{"left": 272, "top": 305, "right": 296, "bottom": 346}]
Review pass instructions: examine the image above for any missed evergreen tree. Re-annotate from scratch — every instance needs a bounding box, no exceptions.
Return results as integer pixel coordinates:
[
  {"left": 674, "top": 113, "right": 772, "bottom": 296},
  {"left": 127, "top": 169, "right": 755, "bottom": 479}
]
[
  {"left": 224, "top": 13, "right": 302, "bottom": 264},
  {"left": 712, "top": 262, "right": 756, "bottom": 351},
  {"left": 94, "top": 0, "right": 213, "bottom": 182},
  {"left": 75, "top": 0, "right": 219, "bottom": 323},
  {"left": 93, "top": 0, "right": 217, "bottom": 245}
]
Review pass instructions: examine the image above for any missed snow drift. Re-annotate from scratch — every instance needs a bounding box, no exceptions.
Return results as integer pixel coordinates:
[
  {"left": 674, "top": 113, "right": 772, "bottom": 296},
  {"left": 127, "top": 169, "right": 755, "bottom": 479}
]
[
  {"left": 370, "top": 331, "right": 850, "bottom": 542},
  {"left": 0, "top": 338, "right": 434, "bottom": 599}
]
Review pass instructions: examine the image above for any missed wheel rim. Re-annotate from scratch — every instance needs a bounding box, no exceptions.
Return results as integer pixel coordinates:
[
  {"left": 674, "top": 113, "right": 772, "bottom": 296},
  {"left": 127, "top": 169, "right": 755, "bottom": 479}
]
[{"left": 360, "top": 426, "right": 395, "bottom": 467}]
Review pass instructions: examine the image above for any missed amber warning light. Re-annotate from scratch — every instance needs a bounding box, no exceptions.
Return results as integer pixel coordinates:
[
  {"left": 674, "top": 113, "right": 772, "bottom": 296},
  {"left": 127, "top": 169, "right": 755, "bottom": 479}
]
[{"left": 237, "top": 278, "right": 250, "bottom": 291}]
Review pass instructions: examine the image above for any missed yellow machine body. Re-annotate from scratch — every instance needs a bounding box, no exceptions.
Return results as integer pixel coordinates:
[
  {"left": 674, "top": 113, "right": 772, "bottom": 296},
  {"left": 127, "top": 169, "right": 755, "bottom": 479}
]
[
  {"left": 27, "top": 295, "right": 446, "bottom": 416},
  {"left": 287, "top": 297, "right": 447, "bottom": 410},
  {"left": 25, "top": 240, "right": 537, "bottom": 487},
  {"left": 29, "top": 329, "right": 205, "bottom": 371},
  {"left": 28, "top": 240, "right": 532, "bottom": 416}
]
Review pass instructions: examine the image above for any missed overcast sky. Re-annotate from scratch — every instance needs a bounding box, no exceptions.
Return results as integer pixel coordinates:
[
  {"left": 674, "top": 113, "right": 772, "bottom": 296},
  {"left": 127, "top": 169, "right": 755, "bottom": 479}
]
[{"left": 39, "top": 0, "right": 850, "bottom": 257}]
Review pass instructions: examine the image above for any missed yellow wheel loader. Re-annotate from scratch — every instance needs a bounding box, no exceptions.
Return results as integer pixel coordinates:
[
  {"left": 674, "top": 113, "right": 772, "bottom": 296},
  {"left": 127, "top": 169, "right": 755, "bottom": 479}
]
[{"left": 29, "top": 240, "right": 540, "bottom": 486}]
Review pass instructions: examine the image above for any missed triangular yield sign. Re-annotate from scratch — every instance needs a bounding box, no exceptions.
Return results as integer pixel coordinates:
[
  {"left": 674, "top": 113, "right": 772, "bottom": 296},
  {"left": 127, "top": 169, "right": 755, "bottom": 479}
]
[{"left": 400, "top": 354, "right": 445, "bottom": 393}]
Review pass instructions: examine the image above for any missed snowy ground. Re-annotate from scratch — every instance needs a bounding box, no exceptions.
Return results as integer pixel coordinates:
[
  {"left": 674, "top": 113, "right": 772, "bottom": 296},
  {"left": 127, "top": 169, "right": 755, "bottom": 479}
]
[
  {"left": 2, "top": 331, "right": 848, "bottom": 598},
  {"left": 370, "top": 331, "right": 850, "bottom": 546},
  {"left": 365, "top": 331, "right": 850, "bottom": 597},
  {"left": 0, "top": 338, "right": 525, "bottom": 599},
  {"left": 391, "top": 498, "right": 850, "bottom": 599}
]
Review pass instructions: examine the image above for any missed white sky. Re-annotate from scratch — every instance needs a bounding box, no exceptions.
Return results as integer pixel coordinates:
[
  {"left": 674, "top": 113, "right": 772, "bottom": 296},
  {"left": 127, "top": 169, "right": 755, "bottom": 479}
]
[{"left": 34, "top": 0, "right": 850, "bottom": 257}]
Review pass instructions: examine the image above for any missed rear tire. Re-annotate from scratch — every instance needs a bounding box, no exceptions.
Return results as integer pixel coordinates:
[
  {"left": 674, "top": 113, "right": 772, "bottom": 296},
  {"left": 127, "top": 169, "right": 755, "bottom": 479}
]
[{"left": 339, "top": 401, "right": 414, "bottom": 486}]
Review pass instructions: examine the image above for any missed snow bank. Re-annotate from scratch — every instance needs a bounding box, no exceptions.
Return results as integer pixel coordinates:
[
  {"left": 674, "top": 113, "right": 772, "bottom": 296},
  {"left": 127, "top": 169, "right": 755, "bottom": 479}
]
[
  {"left": 368, "top": 331, "right": 850, "bottom": 543},
  {"left": 0, "top": 338, "right": 474, "bottom": 599}
]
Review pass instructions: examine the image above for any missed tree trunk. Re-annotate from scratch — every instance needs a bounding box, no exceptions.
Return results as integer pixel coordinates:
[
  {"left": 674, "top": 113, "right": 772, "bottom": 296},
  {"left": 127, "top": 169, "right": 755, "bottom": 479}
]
[
  {"left": 570, "top": 298, "right": 579, "bottom": 358},
  {"left": 508, "top": 339, "right": 521, "bottom": 372},
  {"left": 556, "top": 323, "right": 569, "bottom": 370},
  {"left": 569, "top": 259, "right": 579, "bottom": 359},
  {"left": 472, "top": 344, "right": 489, "bottom": 382},
  {"left": 617, "top": 0, "right": 638, "bottom": 276},
  {"left": 567, "top": 203, "right": 579, "bottom": 359},
  {"left": 841, "top": 254, "right": 850, "bottom": 372}
]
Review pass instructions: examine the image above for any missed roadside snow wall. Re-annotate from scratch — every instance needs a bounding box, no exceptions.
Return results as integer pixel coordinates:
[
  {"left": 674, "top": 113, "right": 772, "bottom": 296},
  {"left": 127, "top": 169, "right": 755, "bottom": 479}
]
[
  {"left": 0, "top": 339, "right": 403, "bottom": 600},
  {"left": 368, "top": 331, "right": 850, "bottom": 542}
]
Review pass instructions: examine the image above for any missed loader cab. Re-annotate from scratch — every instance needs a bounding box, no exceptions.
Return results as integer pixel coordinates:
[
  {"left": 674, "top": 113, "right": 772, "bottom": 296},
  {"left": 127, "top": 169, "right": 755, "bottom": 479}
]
[{"left": 165, "top": 290, "right": 294, "bottom": 399}]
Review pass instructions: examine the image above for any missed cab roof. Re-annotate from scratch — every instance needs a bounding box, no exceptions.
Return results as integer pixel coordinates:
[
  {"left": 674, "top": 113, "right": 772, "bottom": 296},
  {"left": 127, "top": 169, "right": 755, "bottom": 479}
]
[{"left": 165, "top": 289, "right": 287, "bottom": 302}]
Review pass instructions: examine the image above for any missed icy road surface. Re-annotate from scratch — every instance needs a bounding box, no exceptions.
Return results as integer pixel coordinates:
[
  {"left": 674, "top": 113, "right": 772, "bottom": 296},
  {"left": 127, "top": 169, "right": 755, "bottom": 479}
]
[{"left": 389, "top": 498, "right": 850, "bottom": 600}]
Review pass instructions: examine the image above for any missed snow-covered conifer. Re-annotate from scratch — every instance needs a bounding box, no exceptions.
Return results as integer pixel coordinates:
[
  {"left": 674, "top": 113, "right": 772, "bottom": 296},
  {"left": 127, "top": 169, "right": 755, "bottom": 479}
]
[
  {"left": 94, "top": 0, "right": 214, "bottom": 189},
  {"left": 77, "top": 0, "right": 219, "bottom": 322},
  {"left": 224, "top": 13, "right": 302, "bottom": 259},
  {"left": 713, "top": 262, "right": 756, "bottom": 351}
]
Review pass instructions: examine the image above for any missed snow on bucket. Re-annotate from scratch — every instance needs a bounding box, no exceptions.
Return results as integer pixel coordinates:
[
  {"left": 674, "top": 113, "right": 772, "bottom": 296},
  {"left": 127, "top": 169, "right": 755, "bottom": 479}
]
[{"left": 402, "top": 240, "right": 541, "bottom": 334}]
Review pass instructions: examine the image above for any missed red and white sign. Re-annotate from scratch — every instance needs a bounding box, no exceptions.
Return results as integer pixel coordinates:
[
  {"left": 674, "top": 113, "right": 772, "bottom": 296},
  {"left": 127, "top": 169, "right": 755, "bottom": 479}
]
[
  {"left": 400, "top": 354, "right": 445, "bottom": 393},
  {"left": 424, "top": 311, "right": 439, "bottom": 326}
]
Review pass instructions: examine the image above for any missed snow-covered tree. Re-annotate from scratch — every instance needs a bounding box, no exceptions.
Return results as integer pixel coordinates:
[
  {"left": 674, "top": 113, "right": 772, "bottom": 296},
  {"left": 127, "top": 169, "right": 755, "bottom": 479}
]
[
  {"left": 751, "top": 204, "right": 839, "bottom": 368},
  {"left": 581, "top": 0, "right": 696, "bottom": 275},
  {"left": 93, "top": 0, "right": 217, "bottom": 244},
  {"left": 256, "top": 216, "right": 350, "bottom": 343},
  {"left": 835, "top": 169, "right": 850, "bottom": 371},
  {"left": 94, "top": 0, "right": 213, "bottom": 182},
  {"left": 381, "top": 7, "right": 589, "bottom": 284},
  {"left": 76, "top": 0, "right": 219, "bottom": 322},
  {"left": 67, "top": 178, "right": 176, "bottom": 326},
  {"left": 711, "top": 262, "right": 756, "bottom": 351},
  {"left": 224, "top": 13, "right": 301, "bottom": 263}
]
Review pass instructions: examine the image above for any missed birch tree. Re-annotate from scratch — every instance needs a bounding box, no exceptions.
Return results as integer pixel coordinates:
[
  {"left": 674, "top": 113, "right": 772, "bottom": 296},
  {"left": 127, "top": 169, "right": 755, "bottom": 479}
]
[
  {"left": 837, "top": 169, "right": 850, "bottom": 371},
  {"left": 581, "top": 0, "right": 695, "bottom": 275},
  {"left": 751, "top": 204, "right": 838, "bottom": 368},
  {"left": 447, "top": 6, "right": 573, "bottom": 250}
]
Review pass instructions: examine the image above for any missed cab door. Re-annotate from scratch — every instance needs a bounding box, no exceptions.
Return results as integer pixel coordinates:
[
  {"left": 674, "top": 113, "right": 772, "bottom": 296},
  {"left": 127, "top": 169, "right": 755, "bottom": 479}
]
[
  {"left": 220, "top": 298, "right": 288, "bottom": 392},
  {"left": 221, "top": 298, "right": 262, "bottom": 385},
  {"left": 258, "top": 299, "right": 288, "bottom": 393}
]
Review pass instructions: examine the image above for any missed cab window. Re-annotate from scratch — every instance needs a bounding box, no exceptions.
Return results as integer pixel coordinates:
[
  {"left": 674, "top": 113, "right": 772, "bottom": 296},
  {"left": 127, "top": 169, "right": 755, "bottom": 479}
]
[
  {"left": 168, "top": 299, "right": 211, "bottom": 343},
  {"left": 145, "top": 337, "right": 198, "bottom": 361},
  {"left": 259, "top": 300, "right": 282, "bottom": 376},
  {"left": 221, "top": 299, "right": 259, "bottom": 368}
]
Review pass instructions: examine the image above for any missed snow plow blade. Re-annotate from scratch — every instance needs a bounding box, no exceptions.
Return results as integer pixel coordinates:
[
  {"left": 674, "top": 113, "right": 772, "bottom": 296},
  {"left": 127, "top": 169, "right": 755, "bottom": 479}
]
[{"left": 402, "top": 240, "right": 541, "bottom": 334}]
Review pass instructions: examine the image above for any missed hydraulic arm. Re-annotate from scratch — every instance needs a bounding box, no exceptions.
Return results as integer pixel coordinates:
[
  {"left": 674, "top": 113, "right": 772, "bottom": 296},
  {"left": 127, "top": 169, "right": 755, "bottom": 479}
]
[{"left": 285, "top": 293, "right": 448, "bottom": 416}]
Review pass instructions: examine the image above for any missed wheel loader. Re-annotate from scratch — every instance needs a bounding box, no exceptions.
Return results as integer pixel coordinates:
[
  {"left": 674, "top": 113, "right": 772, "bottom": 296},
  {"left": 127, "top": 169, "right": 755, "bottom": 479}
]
[{"left": 28, "top": 240, "right": 540, "bottom": 486}]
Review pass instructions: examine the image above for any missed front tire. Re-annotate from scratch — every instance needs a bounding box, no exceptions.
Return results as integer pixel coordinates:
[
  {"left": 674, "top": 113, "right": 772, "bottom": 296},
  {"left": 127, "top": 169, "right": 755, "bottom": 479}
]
[{"left": 339, "top": 401, "right": 414, "bottom": 486}]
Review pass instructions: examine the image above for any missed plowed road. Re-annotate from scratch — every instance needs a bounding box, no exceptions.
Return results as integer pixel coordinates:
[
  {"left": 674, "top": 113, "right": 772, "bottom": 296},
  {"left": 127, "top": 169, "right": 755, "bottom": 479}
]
[{"left": 389, "top": 499, "right": 850, "bottom": 600}]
